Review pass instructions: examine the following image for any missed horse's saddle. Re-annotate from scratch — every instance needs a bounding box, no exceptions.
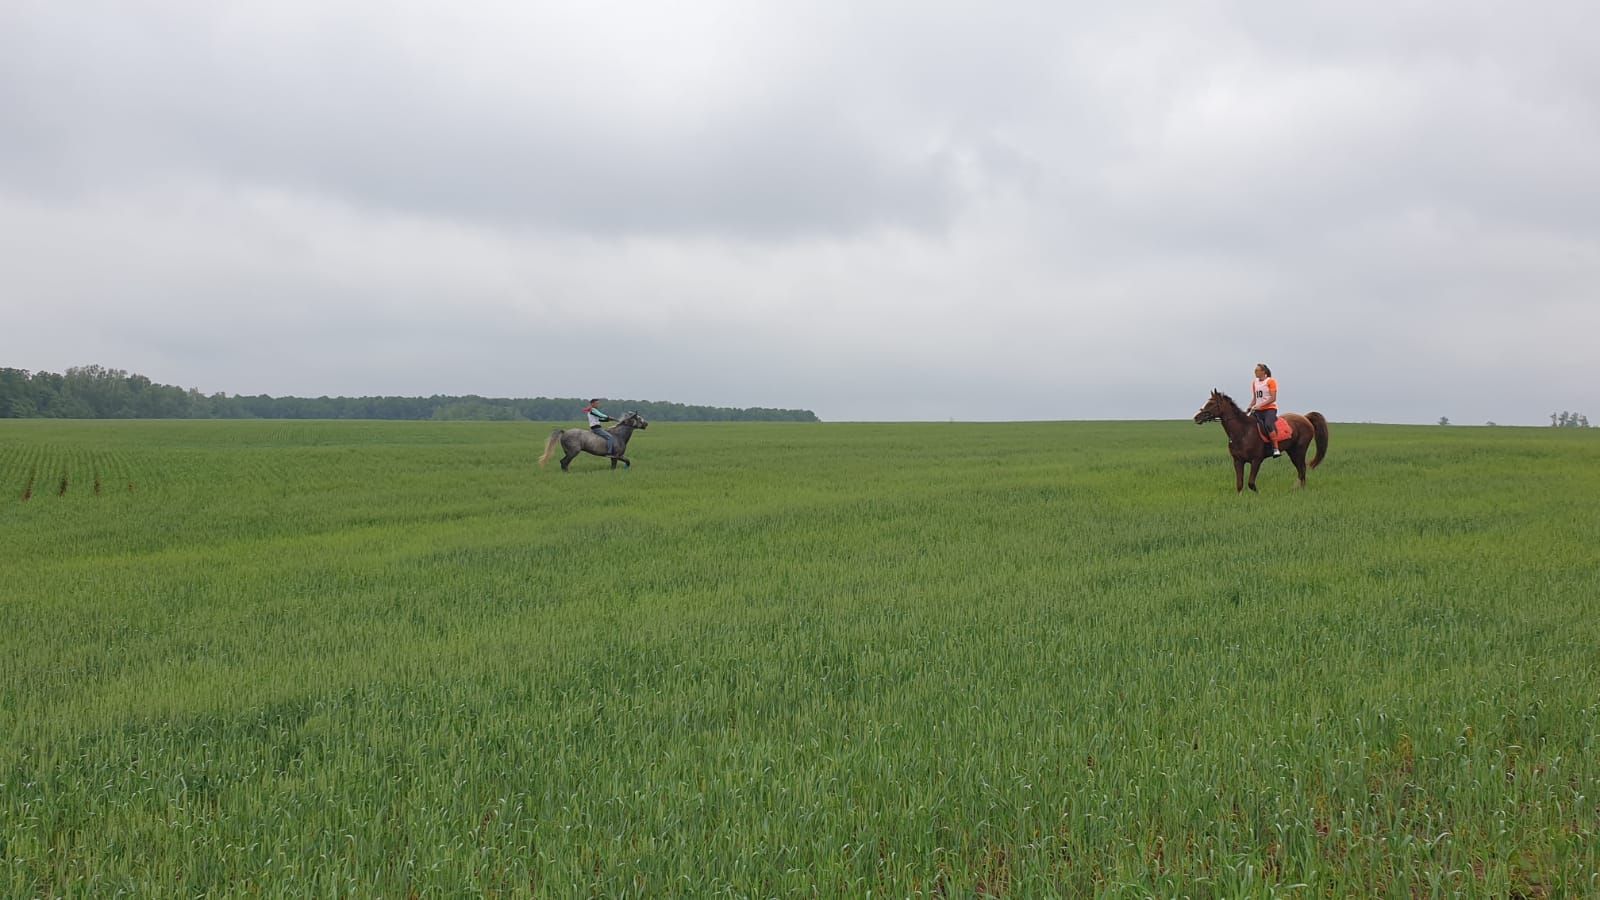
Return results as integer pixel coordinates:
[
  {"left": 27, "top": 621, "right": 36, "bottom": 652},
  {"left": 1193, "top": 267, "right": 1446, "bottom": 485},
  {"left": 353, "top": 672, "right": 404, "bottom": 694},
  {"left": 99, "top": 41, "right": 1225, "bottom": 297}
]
[{"left": 1258, "top": 417, "right": 1293, "bottom": 442}]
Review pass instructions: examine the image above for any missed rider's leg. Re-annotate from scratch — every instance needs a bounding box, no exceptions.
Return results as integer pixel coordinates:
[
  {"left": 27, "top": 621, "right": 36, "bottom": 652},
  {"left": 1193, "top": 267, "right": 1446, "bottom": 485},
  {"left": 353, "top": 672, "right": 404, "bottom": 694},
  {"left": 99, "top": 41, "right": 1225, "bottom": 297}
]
[
  {"left": 1256, "top": 411, "right": 1280, "bottom": 457},
  {"left": 591, "top": 426, "right": 615, "bottom": 456}
]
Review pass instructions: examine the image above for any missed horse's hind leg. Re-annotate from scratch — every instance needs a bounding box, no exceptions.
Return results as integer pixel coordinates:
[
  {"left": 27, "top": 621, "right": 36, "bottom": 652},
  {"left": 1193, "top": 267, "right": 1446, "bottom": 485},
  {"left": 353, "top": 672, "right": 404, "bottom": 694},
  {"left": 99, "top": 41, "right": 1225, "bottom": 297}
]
[
  {"left": 1289, "top": 447, "right": 1308, "bottom": 489},
  {"left": 560, "top": 451, "right": 578, "bottom": 472},
  {"left": 1246, "top": 459, "right": 1262, "bottom": 493},
  {"left": 611, "top": 455, "right": 630, "bottom": 470}
]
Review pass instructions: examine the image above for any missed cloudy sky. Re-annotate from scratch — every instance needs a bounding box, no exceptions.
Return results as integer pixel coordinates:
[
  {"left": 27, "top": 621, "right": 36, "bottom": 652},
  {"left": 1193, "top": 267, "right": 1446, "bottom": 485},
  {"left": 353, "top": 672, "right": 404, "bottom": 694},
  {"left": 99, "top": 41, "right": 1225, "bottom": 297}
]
[{"left": 3, "top": 1, "right": 1596, "bottom": 423}]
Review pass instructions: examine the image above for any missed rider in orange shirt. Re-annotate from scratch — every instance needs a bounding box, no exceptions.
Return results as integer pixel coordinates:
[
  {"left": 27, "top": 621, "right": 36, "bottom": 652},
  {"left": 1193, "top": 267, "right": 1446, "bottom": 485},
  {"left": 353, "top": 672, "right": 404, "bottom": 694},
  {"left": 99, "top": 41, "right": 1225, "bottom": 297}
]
[{"left": 1245, "top": 363, "right": 1280, "bottom": 458}]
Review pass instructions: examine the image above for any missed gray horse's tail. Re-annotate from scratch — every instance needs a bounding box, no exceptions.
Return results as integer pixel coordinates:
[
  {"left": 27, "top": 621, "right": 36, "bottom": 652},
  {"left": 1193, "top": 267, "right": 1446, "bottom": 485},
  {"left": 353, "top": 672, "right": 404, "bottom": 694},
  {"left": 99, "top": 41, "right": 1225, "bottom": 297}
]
[
  {"left": 1307, "top": 412, "right": 1329, "bottom": 469},
  {"left": 537, "top": 429, "right": 563, "bottom": 468}
]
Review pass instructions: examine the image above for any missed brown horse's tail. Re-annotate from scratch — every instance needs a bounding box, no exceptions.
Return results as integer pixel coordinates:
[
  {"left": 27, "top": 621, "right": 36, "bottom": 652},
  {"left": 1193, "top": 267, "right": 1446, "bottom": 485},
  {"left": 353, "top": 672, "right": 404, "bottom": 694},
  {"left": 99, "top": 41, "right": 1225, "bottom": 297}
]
[
  {"left": 1307, "top": 412, "right": 1329, "bottom": 469},
  {"left": 537, "top": 429, "right": 562, "bottom": 468}
]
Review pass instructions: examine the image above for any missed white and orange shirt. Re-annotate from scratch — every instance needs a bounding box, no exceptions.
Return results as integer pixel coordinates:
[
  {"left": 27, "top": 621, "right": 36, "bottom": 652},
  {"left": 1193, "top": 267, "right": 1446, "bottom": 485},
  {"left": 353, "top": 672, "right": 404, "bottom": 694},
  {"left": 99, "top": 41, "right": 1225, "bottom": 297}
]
[{"left": 1251, "top": 377, "right": 1278, "bottom": 411}]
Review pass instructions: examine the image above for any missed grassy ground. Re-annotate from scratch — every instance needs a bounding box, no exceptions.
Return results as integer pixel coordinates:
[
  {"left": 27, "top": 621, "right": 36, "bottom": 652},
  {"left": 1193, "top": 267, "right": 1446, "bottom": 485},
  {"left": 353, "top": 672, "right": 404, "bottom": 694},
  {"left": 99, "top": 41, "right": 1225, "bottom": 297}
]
[{"left": 2, "top": 418, "right": 1597, "bottom": 896}]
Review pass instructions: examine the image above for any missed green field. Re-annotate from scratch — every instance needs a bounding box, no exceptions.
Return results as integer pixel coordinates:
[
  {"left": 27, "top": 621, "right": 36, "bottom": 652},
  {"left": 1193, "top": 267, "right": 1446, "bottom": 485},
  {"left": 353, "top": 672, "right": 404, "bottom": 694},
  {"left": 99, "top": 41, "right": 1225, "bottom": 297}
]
[{"left": 2, "top": 418, "right": 1597, "bottom": 896}]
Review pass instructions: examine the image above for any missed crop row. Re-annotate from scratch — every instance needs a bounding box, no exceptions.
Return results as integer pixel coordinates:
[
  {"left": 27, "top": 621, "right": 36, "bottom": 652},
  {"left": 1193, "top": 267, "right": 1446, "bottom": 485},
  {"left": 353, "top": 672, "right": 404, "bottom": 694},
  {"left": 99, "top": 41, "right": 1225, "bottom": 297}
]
[{"left": 0, "top": 444, "right": 143, "bottom": 502}]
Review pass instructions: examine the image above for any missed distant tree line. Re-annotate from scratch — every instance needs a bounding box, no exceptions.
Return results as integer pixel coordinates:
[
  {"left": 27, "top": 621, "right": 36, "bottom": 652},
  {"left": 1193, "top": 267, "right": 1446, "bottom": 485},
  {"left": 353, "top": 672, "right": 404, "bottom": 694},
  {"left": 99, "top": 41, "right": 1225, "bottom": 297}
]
[
  {"left": 0, "top": 365, "right": 819, "bottom": 422},
  {"left": 1550, "top": 411, "right": 1590, "bottom": 428}
]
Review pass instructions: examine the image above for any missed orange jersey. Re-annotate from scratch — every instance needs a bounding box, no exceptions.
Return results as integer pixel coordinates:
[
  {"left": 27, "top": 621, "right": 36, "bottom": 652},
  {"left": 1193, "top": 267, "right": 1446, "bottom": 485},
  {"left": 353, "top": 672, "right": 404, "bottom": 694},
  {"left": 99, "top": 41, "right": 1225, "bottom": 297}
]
[{"left": 1252, "top": 377, "right": 1278, "bottom": 411}]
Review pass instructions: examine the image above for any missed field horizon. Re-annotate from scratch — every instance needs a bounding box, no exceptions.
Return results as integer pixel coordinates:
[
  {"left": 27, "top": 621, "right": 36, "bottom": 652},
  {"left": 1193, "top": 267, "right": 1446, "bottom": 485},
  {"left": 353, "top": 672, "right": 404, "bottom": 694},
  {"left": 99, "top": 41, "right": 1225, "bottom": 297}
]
[{"left": 3, "top": 418, "right": 1597, "bottom": 895}]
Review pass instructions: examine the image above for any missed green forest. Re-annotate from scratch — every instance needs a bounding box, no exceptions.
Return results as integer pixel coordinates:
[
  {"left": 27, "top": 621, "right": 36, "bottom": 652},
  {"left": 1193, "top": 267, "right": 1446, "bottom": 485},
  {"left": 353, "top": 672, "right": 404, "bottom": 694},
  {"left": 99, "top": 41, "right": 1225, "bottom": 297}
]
[{"left": 0, "top": 365, "right": 818, "bottom": 422}]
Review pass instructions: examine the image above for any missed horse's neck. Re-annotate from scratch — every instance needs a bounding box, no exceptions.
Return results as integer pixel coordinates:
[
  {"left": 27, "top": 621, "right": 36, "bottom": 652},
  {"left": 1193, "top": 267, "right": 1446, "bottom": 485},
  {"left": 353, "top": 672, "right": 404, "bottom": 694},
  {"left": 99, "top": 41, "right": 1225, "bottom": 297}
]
[
  {"left": 608, "top": 424, "right": 632, "bottom": 446},
  {"left": 1219, "top": 404, "right": 1254, "bottom": 438}
]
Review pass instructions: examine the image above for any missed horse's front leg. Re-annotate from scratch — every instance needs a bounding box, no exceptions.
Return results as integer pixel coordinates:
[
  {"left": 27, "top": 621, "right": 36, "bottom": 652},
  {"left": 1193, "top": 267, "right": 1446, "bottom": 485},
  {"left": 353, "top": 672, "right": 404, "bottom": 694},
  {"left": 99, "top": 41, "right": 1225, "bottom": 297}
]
[{"left": 1233, "top": 457, "right": 1246, "bottom": 493}]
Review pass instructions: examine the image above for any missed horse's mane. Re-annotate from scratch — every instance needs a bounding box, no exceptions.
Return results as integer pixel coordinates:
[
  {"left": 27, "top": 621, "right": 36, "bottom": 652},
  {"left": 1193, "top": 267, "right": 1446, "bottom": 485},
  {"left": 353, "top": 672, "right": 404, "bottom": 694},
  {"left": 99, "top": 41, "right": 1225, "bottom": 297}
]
[{"left": 1212, "top": 391, "right": 1245, "bottom": 414}]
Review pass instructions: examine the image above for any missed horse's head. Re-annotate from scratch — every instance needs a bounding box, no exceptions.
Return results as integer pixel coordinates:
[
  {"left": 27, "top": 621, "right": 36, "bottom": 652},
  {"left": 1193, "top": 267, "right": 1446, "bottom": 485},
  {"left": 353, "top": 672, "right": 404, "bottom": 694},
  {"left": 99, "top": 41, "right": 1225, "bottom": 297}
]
[
  {"left": 1193, "top": 390, "right": 1225, "bottom": 425},
  {"left": 619, "top": 411, "right": 649, "bottom": 429}
]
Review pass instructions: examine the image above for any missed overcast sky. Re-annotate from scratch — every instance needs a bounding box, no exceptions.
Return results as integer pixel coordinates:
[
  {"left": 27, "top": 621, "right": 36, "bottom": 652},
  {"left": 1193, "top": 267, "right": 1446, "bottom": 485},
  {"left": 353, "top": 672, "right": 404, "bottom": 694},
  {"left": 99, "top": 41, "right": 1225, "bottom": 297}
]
[{"left": 3, "top": 1, "right": 1596, "bottom": 423}]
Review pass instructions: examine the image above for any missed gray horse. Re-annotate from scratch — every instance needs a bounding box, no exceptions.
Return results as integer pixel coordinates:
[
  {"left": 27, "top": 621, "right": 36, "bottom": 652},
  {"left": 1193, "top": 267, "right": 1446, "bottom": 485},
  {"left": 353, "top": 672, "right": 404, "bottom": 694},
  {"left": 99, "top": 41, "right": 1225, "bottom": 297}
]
[{"left": 538, "top": 412, "right": 650, "bottom": 471}]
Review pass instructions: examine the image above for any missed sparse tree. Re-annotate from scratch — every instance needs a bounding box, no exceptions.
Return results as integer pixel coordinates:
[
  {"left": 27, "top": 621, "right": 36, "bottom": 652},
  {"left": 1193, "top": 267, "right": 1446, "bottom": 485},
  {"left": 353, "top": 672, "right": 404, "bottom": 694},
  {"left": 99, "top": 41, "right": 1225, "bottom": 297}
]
[{"left": 1438, "top": 416, "right": 1450, "bottom": 426}]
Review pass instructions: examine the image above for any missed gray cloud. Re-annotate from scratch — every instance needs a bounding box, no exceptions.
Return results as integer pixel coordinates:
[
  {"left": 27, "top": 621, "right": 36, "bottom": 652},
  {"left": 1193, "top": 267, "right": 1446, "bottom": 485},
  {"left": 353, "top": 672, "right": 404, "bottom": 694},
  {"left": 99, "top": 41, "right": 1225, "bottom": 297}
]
[
  {"left": 0, "top": 2, "right": 968, "bottom": 236},
  {"left": 2, "top": 1, "right": 1597, "bottom": 424}
]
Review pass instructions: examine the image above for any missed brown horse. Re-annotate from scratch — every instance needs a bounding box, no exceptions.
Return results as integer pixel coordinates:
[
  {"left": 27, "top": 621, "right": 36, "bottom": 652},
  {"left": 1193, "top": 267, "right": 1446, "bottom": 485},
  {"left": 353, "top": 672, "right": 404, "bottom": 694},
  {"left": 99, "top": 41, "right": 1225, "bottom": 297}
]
[
  {"left": 1193, "top": 390, "right": 1328, "bottom": 493},
  {"left": 538, "top": 412, "right": 649, "bottom": 471}
]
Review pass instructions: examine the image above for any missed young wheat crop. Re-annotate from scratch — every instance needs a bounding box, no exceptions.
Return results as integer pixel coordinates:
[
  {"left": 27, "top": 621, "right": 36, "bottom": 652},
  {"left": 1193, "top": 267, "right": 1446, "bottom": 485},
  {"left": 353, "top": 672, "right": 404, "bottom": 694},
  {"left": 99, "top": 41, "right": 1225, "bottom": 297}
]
[{"left": 1, "top": 418, "right": 1596, "bottom": 895}]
